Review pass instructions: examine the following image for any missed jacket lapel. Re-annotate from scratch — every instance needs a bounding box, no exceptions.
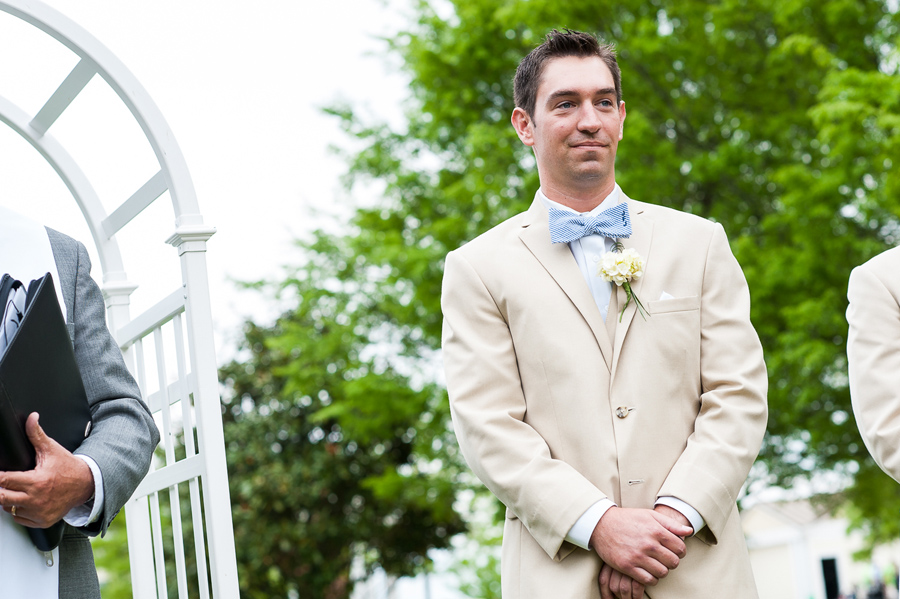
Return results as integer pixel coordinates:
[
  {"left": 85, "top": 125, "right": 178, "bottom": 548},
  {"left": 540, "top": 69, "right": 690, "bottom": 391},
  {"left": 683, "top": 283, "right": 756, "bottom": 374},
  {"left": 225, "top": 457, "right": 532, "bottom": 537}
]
[
  {"left": 518, "top": 199, "right": 614, "bottom": 370},
  {"left": 611, "top": 198, "right": 653, "bottom": 379}
]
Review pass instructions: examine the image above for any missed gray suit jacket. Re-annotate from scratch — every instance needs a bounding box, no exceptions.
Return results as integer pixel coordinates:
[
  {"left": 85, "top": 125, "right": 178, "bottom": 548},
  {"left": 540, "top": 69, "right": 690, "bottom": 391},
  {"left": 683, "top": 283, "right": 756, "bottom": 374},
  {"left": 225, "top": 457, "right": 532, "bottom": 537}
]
[{"left": 46, "top": 229, "right": 160, "bottom": 599}]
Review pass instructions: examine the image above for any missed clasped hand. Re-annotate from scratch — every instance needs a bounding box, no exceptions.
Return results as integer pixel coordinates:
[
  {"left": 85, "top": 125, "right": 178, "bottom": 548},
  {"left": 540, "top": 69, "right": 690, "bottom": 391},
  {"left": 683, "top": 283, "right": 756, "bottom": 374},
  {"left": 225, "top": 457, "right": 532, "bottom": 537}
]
[
  {"left": 0, "top": 412, "right": 94, "bottom": 528},
  {"left": 591, "top": 505, "right": 693, "bottom": 599}
]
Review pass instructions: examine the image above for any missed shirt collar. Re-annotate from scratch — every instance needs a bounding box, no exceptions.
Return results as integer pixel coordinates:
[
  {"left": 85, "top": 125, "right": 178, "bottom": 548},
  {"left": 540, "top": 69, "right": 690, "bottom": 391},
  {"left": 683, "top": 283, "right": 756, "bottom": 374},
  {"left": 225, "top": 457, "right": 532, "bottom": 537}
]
[{"left": 537, "top": 185, "right": 621, "bottom": 216}]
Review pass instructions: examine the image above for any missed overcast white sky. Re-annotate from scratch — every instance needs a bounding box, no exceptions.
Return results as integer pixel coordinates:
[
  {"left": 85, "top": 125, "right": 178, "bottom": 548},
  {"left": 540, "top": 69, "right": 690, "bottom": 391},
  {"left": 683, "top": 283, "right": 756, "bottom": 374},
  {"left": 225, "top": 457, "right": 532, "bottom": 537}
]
[{"left": 0, "top": 0, "right": 410, "bottom": 359}]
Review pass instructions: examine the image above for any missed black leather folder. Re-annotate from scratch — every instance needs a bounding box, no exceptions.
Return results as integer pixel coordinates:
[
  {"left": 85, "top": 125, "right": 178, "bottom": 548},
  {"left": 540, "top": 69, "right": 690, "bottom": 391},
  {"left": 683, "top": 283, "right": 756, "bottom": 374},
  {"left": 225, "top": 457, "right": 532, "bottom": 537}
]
[{"left": 0, "top": 272, "right": 92, "bottom": 551}]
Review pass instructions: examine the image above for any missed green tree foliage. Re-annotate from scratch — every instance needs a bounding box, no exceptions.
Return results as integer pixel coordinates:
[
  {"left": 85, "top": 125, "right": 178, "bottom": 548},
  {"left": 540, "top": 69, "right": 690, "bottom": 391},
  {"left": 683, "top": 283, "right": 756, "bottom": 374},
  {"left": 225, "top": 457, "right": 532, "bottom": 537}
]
[
  {"left": 328, "top": 0, "right": 900, "bottom": 546},
  {"left": 219, "top": 234, "right": 465, "bottom": 598},
  {"left": 221, "top": 0, "right": 900, "bottom": 593},
  {"left": 93, "top": 515, "right": 133, "bottom": 599}
]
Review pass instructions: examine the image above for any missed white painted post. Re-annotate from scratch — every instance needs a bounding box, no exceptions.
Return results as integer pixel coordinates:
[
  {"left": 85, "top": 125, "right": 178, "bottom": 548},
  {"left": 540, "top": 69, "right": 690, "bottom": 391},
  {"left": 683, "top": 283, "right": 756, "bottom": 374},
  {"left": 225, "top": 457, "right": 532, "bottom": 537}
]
[{"left": 167, "top": 222, "right": 240, "bottom": 597}]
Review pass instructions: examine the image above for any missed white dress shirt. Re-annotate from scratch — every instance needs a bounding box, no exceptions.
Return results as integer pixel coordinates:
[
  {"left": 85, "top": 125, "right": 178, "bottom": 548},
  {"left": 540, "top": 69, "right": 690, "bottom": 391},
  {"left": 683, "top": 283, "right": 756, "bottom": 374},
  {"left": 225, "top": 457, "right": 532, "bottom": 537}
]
[{"left": 535, "top": 188, "right": 705, "bottom": 550}]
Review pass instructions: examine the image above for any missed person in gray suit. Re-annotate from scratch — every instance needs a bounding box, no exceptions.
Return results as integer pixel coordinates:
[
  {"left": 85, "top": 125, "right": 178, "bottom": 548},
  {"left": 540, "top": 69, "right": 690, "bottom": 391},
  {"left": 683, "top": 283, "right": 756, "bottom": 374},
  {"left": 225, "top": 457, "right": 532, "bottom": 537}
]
[{"left": 0, "top": 228, "right": 160, "bottom": 598}]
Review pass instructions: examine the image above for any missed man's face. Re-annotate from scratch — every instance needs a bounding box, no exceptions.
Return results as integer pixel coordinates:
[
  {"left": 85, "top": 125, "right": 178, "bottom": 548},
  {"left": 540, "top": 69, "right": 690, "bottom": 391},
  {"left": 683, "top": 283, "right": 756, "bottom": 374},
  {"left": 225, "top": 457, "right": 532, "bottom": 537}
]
[{"left": 512, "top": 56, "right": 626, "bottom": 196}]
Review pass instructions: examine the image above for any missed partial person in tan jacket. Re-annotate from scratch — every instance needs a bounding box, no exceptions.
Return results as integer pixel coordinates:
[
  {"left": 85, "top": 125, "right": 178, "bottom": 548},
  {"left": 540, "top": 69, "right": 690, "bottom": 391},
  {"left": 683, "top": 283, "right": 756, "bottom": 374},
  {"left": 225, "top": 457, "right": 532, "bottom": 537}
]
[
  {"left": 441, "top": 30, "right": 769, "bottom": 599},
  {"left": 847, "top": 246, "right": 900, "bottom": 482}
]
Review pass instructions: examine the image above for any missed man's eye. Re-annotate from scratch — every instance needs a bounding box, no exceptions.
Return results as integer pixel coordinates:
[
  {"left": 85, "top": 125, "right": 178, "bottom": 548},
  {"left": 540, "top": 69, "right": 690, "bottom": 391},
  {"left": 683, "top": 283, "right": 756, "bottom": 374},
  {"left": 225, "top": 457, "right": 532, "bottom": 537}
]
[{"left": 558, "top": 101, "right": 574, "bottom": 109}]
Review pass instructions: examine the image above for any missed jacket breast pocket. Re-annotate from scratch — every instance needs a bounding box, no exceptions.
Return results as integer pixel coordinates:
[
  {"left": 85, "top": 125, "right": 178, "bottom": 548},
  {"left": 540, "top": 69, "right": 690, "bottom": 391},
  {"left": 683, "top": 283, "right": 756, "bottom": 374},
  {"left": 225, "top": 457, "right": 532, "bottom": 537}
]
[
  {"left": 638, "top": 296, "right": 701, "bottom": 396},
  {"left": 647, "top": 295, "right": 700, "bottom": 315}
]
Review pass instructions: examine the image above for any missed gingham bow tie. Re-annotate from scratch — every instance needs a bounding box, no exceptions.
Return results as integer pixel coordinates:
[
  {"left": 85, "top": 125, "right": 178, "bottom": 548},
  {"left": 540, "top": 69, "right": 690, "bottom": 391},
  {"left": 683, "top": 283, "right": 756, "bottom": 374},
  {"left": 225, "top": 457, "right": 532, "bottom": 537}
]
[{"left": 548, "top": 202, "right": 632, "bottom": 244}]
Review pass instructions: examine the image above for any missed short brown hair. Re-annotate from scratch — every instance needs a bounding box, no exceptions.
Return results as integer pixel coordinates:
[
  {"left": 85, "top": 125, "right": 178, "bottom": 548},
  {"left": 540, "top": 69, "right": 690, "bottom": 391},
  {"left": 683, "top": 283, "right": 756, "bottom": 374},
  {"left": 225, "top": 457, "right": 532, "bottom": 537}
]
[{"left": 513, "top": 29, "right": 622, "bottom": 118}]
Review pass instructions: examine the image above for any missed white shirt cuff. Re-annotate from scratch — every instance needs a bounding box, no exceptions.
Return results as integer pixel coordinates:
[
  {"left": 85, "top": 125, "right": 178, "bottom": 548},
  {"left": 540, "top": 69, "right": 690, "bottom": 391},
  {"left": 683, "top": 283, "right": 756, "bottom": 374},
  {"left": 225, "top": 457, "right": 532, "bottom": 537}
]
[
  {"left": 63, "top": 455, "right": 104, "bottom": 527},
  {"left": 655, "top": 496, "right": 705, "bottom": 535},
  {"left": 565, "top": 498, "right": 616, "bottom": 550}
]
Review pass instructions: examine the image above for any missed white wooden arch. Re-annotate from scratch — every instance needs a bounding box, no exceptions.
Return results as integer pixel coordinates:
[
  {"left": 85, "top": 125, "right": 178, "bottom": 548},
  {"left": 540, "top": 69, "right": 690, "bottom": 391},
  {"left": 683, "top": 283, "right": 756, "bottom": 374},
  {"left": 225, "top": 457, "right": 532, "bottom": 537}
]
[{"left": 0, "top": 2, "right": 239, "bottom": 598}]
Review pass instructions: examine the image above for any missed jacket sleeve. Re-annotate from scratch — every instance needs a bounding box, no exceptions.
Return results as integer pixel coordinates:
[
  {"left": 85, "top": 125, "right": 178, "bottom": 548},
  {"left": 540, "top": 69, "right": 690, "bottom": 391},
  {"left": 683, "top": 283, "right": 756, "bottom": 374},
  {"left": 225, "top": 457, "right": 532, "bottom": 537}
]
[
  {"left": 847, "top": 262, "right": 900, "bottom": 482},
  {"left": 53, "top": 235, "right": 160, "bottom": 537},
  {"left": 656, "top": 224, "right": 768, "bottom": 545}
]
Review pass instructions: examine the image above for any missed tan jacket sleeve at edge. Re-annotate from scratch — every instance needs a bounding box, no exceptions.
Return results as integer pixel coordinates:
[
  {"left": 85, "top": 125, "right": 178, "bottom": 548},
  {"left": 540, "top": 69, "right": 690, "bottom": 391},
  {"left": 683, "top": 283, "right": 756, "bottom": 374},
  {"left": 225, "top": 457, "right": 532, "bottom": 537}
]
[{"left": 848, "top": 263, "right": 900, "bottom": 482}]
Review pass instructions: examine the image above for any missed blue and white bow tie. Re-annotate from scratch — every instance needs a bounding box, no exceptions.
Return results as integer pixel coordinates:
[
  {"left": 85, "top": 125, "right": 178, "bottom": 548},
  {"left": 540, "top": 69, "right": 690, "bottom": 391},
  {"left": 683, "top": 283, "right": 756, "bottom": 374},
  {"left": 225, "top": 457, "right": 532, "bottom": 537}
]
[{"left": 548, "top": 202, "right": 632, "bottom": 244}]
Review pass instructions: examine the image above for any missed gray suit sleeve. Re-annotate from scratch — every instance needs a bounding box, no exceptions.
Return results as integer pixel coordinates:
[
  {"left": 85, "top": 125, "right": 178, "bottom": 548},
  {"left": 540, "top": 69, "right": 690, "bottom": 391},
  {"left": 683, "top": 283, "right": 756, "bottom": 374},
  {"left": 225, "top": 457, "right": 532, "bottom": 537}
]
[{"left": 47, "top": 229, "right": 160, "bottom": 537}]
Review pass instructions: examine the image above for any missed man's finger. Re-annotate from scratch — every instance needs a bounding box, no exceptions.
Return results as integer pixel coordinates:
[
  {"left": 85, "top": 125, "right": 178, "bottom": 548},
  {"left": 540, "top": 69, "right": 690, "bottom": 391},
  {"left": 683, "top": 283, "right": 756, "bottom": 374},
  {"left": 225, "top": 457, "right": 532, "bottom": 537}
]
[
  {"left": 626, "top": 548, "right": 667, "bottom": 583},
  {"left": 599, "top": 564, "right": 615, "bottom": 599},
  {"left": 652, "top": 510, "right": 693, "bottom": 540},
  {"left": 643, "top": 539, "right": 682, "bottom": 571},
  {"left": 5, "top": 504, "right": 41, "bottom": 528},
  {"left": 611, "top": 569, "right": 634, "bottom": 599},
  {"left": 26, "top": 412, "right": 67, "bottom": 471},
  {"left": 600, "top": 562, "right": 649, "bottom": 599},
  {"left": 0, "top": 470, "right": 30, "bottom": 492},
  {"left": 606, "top": 568, "right": 623, "bottom": 599},
  {"left": 25, "top": 412, "right": 49, "bottom": 451},
  {"left": 658, "top": 531, "right": 687, "bottom": 561},
  {"left": 617, "top": 571, "right": 646, "bottom": 599},
  {"left": 631, "top": 566, "right": 660, "bottom": 587},
  {"left": 652, "top": 526, "right": 687, "bottom": 562},
  {"left": 649, "top": 513, "right": 688, "bottom": 559},
  {"left": 0, "top": 487, "right": 31, "bottom": 507},
  {"left": 631, "top": 577, "right": 645, "bottom": 599}
]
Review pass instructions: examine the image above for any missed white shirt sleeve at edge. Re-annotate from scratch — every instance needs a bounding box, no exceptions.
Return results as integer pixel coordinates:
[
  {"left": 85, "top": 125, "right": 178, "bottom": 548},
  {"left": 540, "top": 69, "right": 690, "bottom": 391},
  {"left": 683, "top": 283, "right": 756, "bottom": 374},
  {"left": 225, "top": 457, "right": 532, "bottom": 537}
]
[{"left": 565, "top": 498, "right": 617, "bottom": 550}]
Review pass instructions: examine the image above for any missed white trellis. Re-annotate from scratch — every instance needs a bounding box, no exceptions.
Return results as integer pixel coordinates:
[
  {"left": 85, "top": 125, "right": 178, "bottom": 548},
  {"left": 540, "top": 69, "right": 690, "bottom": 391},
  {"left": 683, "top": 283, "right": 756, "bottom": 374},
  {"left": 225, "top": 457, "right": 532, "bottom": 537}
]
[{"left": 0, "top": 2, "right": 239, "bottom": 598}]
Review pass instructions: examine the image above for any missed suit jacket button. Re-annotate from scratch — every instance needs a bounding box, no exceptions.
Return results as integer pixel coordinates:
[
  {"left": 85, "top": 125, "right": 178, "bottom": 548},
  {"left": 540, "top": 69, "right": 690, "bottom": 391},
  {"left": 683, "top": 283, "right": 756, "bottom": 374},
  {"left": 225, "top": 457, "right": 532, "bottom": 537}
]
[{"left": 615, "top": 406, "right": 631, "bottom": 419}]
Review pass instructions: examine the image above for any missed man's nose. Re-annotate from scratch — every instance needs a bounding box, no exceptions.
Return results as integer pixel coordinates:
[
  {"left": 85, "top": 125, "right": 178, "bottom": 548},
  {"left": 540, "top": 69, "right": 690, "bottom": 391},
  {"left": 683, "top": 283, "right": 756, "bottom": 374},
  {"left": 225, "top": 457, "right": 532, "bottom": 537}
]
[{"left": 577, "top": 104, "right": 601, "bottom": 132}]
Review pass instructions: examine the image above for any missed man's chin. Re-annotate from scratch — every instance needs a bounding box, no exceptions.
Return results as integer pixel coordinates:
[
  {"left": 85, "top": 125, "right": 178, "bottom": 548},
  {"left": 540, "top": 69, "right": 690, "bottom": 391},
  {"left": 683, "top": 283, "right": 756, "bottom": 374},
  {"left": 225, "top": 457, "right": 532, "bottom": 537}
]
[{"left": 569, "top": 165, "right": 609, "bottom": 182}]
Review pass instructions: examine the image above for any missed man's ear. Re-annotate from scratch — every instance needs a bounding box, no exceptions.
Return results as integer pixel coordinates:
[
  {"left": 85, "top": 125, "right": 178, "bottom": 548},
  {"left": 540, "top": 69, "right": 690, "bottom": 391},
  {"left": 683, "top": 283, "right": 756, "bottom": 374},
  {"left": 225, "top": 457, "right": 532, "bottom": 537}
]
[
  {"left": 511, "top": 107, "right": 535, "bottom": 146},
  {"left": 618, "top": 101, "right": 626, "bottom": 140}
]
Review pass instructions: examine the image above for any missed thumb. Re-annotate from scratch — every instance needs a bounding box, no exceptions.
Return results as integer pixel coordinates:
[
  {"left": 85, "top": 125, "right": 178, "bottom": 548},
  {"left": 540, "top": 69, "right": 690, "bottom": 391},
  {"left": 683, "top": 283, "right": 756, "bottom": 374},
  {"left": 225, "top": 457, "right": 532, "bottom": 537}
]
[{"left": 26, "top": 412, "right": 50, "bottom": 454}]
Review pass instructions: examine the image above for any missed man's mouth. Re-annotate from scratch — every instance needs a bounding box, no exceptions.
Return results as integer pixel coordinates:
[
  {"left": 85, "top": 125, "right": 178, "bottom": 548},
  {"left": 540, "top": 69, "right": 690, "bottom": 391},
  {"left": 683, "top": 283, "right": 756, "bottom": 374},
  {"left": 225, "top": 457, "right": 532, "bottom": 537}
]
[{"left": 571, "top": 140, "right": 608, "bottom": 148}]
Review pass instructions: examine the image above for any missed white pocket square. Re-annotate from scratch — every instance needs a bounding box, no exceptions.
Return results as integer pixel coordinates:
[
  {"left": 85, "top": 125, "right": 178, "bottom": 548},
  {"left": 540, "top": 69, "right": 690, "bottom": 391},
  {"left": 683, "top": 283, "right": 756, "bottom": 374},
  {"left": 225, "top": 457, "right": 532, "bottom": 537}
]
[{"left": 659, "top": 291, "right": 675, "bottom": 301}]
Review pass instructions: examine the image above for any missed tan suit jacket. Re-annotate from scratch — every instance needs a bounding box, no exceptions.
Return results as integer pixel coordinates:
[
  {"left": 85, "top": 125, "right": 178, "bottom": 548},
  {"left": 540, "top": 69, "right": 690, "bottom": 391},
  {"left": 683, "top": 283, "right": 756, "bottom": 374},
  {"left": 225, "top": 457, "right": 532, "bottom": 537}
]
[
  {"left": 441, "top": 194, "right": 768, "bottom": 598},
  {"left": 847, "top": 246, "right": 900, "bottom": 481}
]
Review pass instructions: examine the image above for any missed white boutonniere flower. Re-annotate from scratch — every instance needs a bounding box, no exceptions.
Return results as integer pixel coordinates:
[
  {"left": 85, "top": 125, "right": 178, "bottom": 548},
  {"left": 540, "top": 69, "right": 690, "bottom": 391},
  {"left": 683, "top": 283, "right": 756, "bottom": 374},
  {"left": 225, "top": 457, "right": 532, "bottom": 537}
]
[{"left": 597, "top": 244, "right": 649, "bottom": 322}]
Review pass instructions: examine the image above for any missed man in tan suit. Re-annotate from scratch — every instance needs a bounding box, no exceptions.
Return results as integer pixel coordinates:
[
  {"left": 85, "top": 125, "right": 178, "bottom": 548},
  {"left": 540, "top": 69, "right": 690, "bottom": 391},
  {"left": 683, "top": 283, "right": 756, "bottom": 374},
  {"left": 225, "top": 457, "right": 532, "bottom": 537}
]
[
  {"left": 441, "top": 30, "right": 768, "bottom": 599},
  {"left": 847, "top": 246, "right": 900, "bottom": 482}
]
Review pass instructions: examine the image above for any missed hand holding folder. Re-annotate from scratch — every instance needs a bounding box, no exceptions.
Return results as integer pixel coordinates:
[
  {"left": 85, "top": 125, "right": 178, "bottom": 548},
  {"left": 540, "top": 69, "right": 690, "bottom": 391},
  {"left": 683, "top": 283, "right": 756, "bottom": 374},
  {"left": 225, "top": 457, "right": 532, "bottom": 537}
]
[{"left": 0, "top": 272, "right": 93, "bottom": 551}]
